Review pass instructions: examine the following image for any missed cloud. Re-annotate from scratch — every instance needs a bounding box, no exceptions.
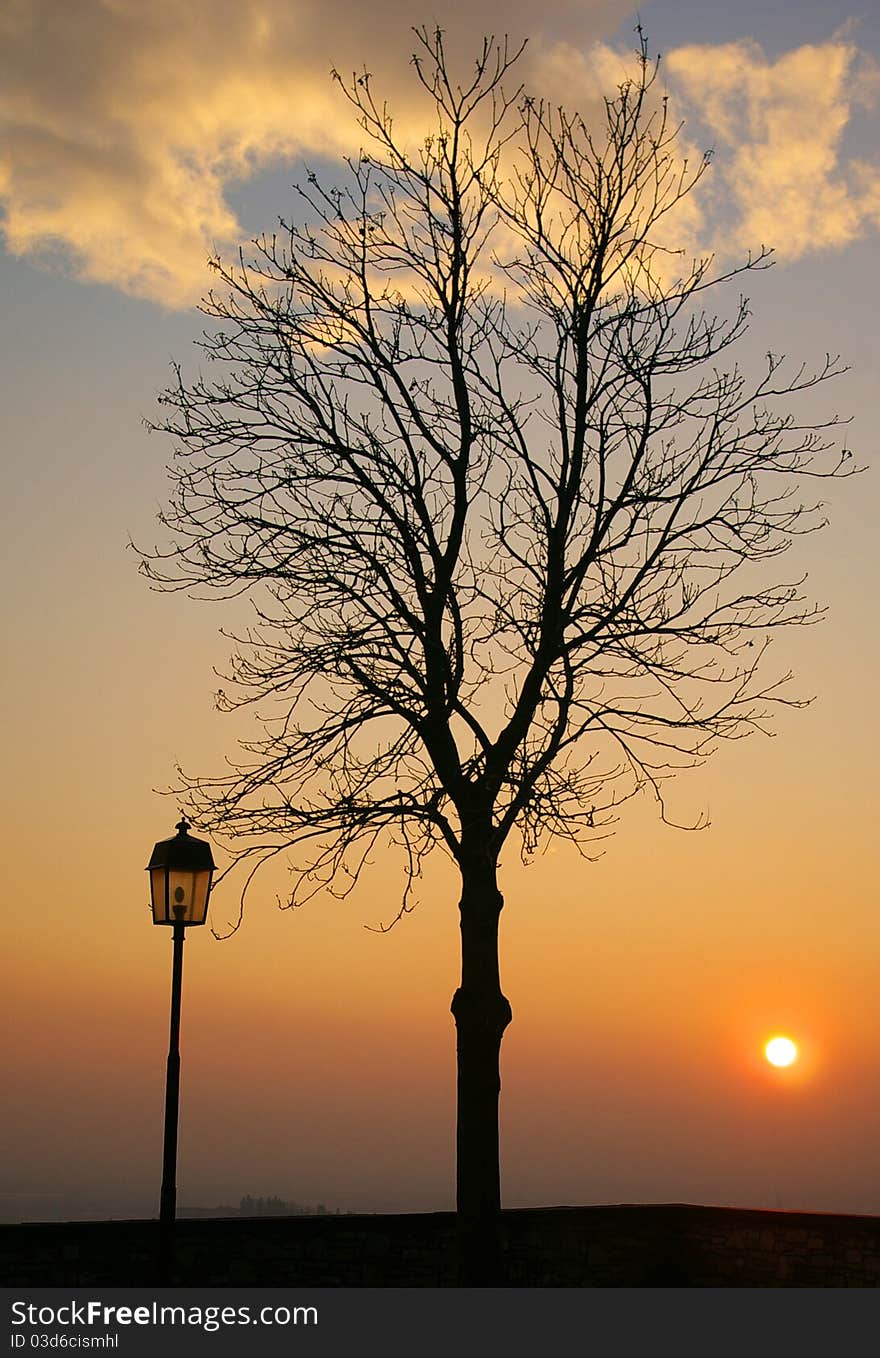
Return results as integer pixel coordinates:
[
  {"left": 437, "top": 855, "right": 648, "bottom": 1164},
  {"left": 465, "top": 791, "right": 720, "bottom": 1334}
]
[
  {"left": 0, "top": 0, "right": 628, "bottom": 306},
  {"left": 666, "top": 38, "right": 880, "bottom": 260},
  {"left": 1, "top": 5, "right": 878, "bottom": 306}
]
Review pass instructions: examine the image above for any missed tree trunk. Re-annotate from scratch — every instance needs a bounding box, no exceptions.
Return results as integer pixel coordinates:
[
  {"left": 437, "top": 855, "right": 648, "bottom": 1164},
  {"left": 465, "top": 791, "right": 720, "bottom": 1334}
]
[{"left": 450, "top": 844, "right": 512, "bottom": 1285}]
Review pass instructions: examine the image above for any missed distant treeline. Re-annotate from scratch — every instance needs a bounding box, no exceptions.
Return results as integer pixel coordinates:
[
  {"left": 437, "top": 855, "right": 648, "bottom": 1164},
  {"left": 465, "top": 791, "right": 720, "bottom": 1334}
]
[{"left": 183, "top": 1195, "right": 338, "bottom": 1218}]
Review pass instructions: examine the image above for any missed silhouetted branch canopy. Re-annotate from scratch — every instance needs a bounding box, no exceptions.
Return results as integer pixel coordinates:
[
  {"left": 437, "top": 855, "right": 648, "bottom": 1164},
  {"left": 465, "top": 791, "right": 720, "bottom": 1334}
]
[{"left": 139, "top": 28, "right": 855, "bottom": 922}]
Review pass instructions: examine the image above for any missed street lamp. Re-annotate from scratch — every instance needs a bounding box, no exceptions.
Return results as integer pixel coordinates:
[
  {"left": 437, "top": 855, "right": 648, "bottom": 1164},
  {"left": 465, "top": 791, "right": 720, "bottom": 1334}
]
[{"left": 147, "top": 817, "right": 215, "bottom": 1268}]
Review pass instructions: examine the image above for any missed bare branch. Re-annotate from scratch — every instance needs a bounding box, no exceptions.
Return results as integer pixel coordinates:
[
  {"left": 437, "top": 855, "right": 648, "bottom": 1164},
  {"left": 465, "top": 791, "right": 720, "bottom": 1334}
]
[{"left": 136, "top": 32, "right": 857, "bottom": 913}]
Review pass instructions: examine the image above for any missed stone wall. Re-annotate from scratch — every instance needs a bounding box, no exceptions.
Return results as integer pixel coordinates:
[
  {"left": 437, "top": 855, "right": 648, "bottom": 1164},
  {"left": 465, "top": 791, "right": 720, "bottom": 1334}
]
[
  {"left": 3, "top": 1204, "right": 880, "bottom": 1288},
  {"left": 504, "top": 1204, "right": 880, "bottom": 1287}
]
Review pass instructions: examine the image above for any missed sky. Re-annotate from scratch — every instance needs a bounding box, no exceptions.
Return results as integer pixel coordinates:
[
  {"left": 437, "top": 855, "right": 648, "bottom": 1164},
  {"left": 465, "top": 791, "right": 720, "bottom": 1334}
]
[{"left": 1, "top": 0, "right": 879, "bottom": 1223}]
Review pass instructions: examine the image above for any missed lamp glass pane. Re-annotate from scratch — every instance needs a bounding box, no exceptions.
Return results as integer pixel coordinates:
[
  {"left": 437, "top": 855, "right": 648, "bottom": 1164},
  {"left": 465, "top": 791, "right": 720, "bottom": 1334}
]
[
  {"left": 149, "top": 864, "right": 212, "bottom": 924},
  {"left": 150, "top": 867, "right": 169, "bottom": 924},
  {"left": 166, "top": 869, "right": 196, "bottom": 923},
  {"left": 190, "top": 868, "right": 212, "bottom": 925}
]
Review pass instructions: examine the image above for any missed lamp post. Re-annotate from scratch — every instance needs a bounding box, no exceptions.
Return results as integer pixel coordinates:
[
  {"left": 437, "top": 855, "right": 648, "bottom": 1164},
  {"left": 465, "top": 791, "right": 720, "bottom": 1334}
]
[{"left": 147, "top": 817, "right": 215, "bottom": 1275}]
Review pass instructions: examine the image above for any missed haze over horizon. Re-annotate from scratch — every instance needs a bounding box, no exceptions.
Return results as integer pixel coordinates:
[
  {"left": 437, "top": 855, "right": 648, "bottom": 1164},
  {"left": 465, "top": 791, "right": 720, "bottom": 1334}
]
[{"left": 2, "top": 0, "right": 879, "bottom": 1226}]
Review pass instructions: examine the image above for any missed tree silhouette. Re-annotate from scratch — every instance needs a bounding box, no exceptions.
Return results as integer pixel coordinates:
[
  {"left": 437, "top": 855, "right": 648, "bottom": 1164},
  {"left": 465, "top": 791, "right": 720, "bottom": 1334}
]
[{"left": 140, "top": 30, "right": 854, "bottom": 1283}]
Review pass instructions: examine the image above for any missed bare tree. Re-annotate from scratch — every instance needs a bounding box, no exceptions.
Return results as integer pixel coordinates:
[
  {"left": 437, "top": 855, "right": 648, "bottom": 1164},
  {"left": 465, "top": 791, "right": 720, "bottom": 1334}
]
[{"left": 140, "top": 29, "right": 854, "bottom": 1283}]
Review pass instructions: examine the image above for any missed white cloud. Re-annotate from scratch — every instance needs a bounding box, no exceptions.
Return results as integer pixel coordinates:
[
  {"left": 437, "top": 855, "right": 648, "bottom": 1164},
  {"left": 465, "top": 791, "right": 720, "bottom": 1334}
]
[
  {"left": 1, "top": 5, "right": 878, "bottom": 306},
  {"left": 0, "top": 0, "right": 626, "bottom": 306},
  {"left": 666, "top": 38, "right": 880, "bottom": 259}
]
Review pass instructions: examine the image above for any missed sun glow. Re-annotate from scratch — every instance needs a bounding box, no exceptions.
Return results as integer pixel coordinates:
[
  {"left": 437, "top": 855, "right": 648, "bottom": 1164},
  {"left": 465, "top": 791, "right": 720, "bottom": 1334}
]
[{"left": 765, "top": 1036, "right": 798, "bottom": 1068}]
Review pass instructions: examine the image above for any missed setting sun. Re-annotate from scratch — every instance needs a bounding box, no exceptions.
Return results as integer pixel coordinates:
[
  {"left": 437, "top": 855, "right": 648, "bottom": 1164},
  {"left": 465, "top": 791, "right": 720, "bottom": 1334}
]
[{"left": 765, "top": 1036, "right": 799, "bottom": 1068}]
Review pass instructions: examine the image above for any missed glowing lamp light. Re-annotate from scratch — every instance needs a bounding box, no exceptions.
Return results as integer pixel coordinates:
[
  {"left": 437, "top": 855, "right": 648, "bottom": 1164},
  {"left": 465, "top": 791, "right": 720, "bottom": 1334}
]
[{"left": 147, "top": 818, "right": 215, "bottom": 926}]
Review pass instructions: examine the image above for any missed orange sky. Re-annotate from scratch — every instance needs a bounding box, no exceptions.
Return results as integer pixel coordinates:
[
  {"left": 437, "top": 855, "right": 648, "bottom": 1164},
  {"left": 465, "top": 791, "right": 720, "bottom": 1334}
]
[
  {"left": 4, "top": 647, "right": 877, "bottom": 1219},
  {"left": 2, "top": 0, "right": 879, "bottom": 1223}
]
